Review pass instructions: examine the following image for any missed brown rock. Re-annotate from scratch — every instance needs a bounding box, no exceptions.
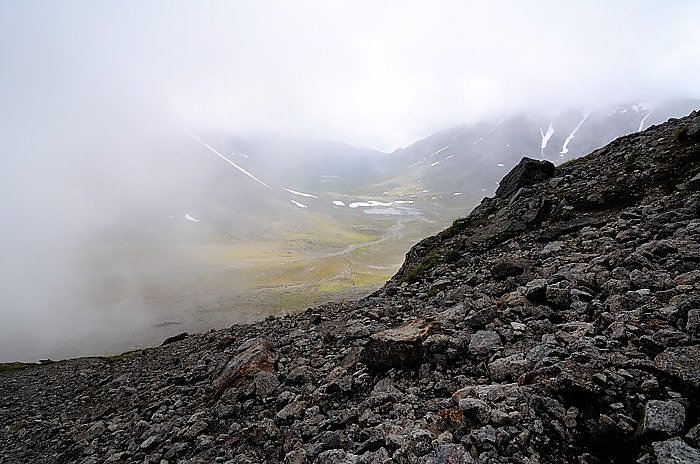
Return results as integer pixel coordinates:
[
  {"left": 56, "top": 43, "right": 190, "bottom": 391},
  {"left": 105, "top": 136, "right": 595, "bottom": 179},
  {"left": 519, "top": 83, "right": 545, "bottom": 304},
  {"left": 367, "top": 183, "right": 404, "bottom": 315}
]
[
  {"left": 362, "top": 319, "right": 436, "bottom": 370},
  {"left": 215, "top": 338, "right": 277, "bottom": 398}
]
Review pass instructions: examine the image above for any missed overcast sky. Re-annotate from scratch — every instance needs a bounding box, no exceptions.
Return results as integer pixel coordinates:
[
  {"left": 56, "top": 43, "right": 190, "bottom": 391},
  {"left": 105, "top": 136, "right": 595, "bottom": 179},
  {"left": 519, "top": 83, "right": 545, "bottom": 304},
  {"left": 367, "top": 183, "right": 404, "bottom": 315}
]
[{"left": 1, "top": 0, "right": 700, "bottom": 150}]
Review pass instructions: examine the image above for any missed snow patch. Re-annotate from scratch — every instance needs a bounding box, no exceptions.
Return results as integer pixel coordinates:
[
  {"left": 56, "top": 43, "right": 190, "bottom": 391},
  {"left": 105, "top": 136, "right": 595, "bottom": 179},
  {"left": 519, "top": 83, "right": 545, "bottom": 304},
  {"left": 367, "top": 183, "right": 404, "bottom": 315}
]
[
  {"left": 497, "top": 163, "right": 504, "bottom": 167},
  {"left": 540, "top": 123, "right": 554, "bottom": 156},
  {"left": 474, "top": 137, "right": 484, "bottom": 144},
  {"left": 453, "top": 192, "right": 462, "bottom": 196},
  {"left": 283, "top": 188, "right": 318, "bottom": 198},
  {"left": 291, "top": 200, "right": 307, "bottom": 208},
  {"left": 560, "top": 114, "right": 589, "bottom": 156},
  {"left": 430, "top": 146, "right": 449, "bottom": 157},
  {"left": 181, "top": 128, "right": 272, "bottom": 189},
  {"left": 349, "top": 201, "right": 392, "bottom": 208},
  {"left": 332, "top": 200, "right": 345, "bottom": 206},
  {"left": 185, "top": 214, "right": 200, "bottom": 222},
  {"left": 638, "top": 110, "right": 653, "bottom": 132},
  {"left": 430, "top": 161, "right": 440, "bottom": 167},
  {"left": 408, "top": 159, "right": 424, "bottom": 168}
]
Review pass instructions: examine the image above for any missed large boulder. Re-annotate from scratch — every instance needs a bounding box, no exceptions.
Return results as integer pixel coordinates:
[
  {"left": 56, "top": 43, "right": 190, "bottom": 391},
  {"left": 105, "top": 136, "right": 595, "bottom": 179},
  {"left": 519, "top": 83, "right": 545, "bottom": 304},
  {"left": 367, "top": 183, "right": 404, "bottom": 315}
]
[
  {"left": 362, "top": 319, "right": 436, "bottom": 371},
  {"left": 215, "top": 337, "right": 277, "bottom": 398},
  {"left": 495, "top": 157, "right": 556, "bottom": 198}
]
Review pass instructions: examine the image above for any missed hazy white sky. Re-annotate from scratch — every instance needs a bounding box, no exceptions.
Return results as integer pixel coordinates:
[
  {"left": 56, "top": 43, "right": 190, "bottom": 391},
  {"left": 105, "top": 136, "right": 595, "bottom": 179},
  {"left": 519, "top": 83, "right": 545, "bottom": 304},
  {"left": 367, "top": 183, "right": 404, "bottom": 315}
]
[{"left": 1, "top": 0, "right": 700, "bottom": 150}]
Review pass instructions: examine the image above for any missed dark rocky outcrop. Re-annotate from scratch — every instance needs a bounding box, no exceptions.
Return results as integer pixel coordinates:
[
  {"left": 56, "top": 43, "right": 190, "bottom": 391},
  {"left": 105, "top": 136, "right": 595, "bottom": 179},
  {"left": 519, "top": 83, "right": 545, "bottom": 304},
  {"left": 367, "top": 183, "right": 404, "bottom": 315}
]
[
  {"left": 1, "top": 111, "right": 699, "bottom": 463},
  {"left": 494, "top": 157, "right": 555, "bottom": 198}
]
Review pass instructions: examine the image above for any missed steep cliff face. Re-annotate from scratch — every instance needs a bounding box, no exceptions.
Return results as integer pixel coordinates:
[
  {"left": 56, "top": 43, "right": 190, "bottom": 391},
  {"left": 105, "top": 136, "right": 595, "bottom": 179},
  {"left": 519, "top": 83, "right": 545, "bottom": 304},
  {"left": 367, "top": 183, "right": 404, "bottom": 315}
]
[{"left": 2, "top": 112, "right": 700, "bottom": 464}]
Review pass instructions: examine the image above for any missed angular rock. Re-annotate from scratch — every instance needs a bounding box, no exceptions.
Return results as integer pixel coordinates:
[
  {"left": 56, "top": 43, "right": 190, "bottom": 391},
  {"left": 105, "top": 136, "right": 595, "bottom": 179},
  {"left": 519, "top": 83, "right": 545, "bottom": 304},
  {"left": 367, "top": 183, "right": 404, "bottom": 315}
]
[
  {"left": 488, "top": 353, "right": 530, "bottom": 382},
  {"left": 362, "top": 319, "right": 436, "bottom": 370},
  {"left": 490, "top": 260, "right": 525, "bottom": 280},
  {"left": 688, "top": 173, "right": 700, "bottom": 191},
  {"left": 469, "top": 330, "right": 502, "bottom": 356},
  {"left": 525, "top": 278, "right": 548, "bottom": 303},
  {"left": 654, "top": 345, "right": 700, "bottom": 388},
  {"left": 425, "top": 443, "right": 476, "bottom": 463},
  {"left": 687, "top": 308, "right": 700, "bottom": 338},
  {"left": 637, "top": 400, "right": 686, "bottom": 438},
  {"left": 652, "top": 437, "right": 700, "bottom": 464},
  {"left": 495, "top": 157, "right": 555, "bottom": 198},
  {"left": 215, "top": 337, "right": 277, "bottom": 398},
  {"left": 276, "top": 401, "right": 307, "bottom": 422},
  {"left": 687, "top": 115, "right": 700, "bottom": 139}
]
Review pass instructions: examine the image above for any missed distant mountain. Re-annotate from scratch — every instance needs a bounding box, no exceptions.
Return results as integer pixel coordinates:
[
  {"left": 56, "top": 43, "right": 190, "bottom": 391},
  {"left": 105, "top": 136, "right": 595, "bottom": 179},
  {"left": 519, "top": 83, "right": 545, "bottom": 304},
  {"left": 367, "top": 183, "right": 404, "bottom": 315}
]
[
  {"left": 210, "top": 98, "right": 700, "bottom": 226},
  {"left": 377, "top": 98, "right": 700, "bottom": 207}
]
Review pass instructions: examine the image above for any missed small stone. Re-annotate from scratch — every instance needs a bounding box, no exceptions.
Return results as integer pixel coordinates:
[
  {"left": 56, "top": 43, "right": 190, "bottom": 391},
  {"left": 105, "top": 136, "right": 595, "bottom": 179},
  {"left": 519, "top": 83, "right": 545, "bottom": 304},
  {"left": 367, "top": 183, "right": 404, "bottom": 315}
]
[
  {"left": 490, "top": 260, "right": 525, "bottom": 280},
  {"left": 254, "top": 371, "right": 280, "bottom": 397},
  {"left": 78, "top": 421, "right": 106, "bottom": 443},
  {"left": 276, "top": 401, "right": 307, "bottom": 422},
  {"left": 488, "top": 353, "right": 530, "bottom": 382},
  {"left": 425, "top": 443, "right": 476, "bottom": 463},
  {"left": 140, "top": 435, "right": 158, "bottom": 450},
  {"left": 525, "top": 279, "right": 548, "bottom": 303},
  {"left": 654, "top": 346, "right": 700, "bottom": 388},
  {"left": 686, "top": 308, "right": 700, "bottom": 338},
  {"left": 688, "top": 173, "right": 700, "bottom": 191},
  {"left": 184, "top": 420, "right": 208, "bottom": 438},
  {"left": 469, "top": 330, "right": 502, "bottom": 356}
]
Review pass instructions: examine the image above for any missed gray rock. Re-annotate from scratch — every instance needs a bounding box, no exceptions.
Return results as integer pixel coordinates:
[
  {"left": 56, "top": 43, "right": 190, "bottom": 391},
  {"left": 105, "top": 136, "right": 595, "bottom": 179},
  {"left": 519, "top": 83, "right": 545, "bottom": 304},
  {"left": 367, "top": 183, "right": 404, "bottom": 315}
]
[
  {"left": 488, "top": 353, "right": 530, "bottom": 382},
  {"left": 490, "top": 260, "right": 525, "bottom": 280},
  {"left": 76, "top": 420, "right": 106, "bottom": 443},
  {"left": 424, "top": 443, "right": 476, "bottom": 463},
  {"left": 638, "top": 400, "right": 686, "bottom": 438},
  {"left": 545, "top": 283, "right": 570, "bottom": 308},
  {"left": 276, "top": 401, "right": 307, "bottom": 422},
  {"left": 254, "top": 371, "right": 279, "bottom": 397},
  {"left": 468, "top": 330, "right": 502, "bottom": 356},
  {"left": 686, "top": 308, "right": 700, "bottom": 338},
  {"left": 687, "top": 116, "right": 700, "bottom": 139},
  {"left": 525, "top": 278, "right": 548, "bottom": 302},
  {"left": 688, "top": 173, "right": 700, "bottom": 191},
  {"left": 652, "top": 437, "right": 700, "bottom": 464},
  {"left": 654, "top": 345, "right": 700, "bottom": 388},
  {"left": 139, "top": 435, "right": 158, "bottom": 450},
  {"left": 495, "top": 157, "right": 555, "bottom": 198},
  {"left": 184, "top": 420, "right": 208, "bottom": 438}
]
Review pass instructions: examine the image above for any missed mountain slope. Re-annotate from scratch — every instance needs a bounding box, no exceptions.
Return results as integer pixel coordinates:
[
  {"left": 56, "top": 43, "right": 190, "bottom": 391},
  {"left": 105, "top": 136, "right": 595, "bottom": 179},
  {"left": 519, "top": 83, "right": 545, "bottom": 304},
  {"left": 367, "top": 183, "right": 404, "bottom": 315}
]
[{"left": 2, "top": 112, "right": 699, "bottom": 463}]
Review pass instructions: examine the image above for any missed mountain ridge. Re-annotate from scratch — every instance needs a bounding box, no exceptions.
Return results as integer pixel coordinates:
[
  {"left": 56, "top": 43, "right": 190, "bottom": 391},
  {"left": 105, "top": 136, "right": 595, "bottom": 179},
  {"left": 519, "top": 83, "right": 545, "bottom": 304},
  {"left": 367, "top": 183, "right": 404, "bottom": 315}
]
[{"left": 1, "top": 111, "right": 700, "bottom": 463}]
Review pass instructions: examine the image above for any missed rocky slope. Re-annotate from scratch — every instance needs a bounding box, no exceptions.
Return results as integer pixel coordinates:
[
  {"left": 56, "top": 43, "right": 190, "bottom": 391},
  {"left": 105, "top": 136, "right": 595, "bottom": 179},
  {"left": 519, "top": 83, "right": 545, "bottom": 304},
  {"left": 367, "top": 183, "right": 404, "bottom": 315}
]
[{"left": 2, "top": 113, "right": 700, "bottom": 464}]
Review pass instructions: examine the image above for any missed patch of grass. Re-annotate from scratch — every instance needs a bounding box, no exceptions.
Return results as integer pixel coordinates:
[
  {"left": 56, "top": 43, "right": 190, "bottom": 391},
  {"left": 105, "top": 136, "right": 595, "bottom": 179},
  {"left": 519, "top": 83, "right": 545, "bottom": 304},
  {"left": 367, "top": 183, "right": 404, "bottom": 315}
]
[
  {"left": 0, "top": 362, "right": 34, "bottom": 372},
  {"left": 443, "top": 218, "right": 468, "bottom": 238},
  {"left": 624, "top": 148, "right": 643, "bottom": 171},
  {"left": 674, "top": 126, "right": 689, "bottom": 142},
  {"left": 402, "top": 252, "right": 438, "bottom": 284},
  {"left": 445, "top": 249, "right": 461, "bottom": 263},
  {"left": 102, "top": 350, "right": 142, "bottom": 364},
  {"left": 558, "top": 156, "right": 587, "bottom": 169}
]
